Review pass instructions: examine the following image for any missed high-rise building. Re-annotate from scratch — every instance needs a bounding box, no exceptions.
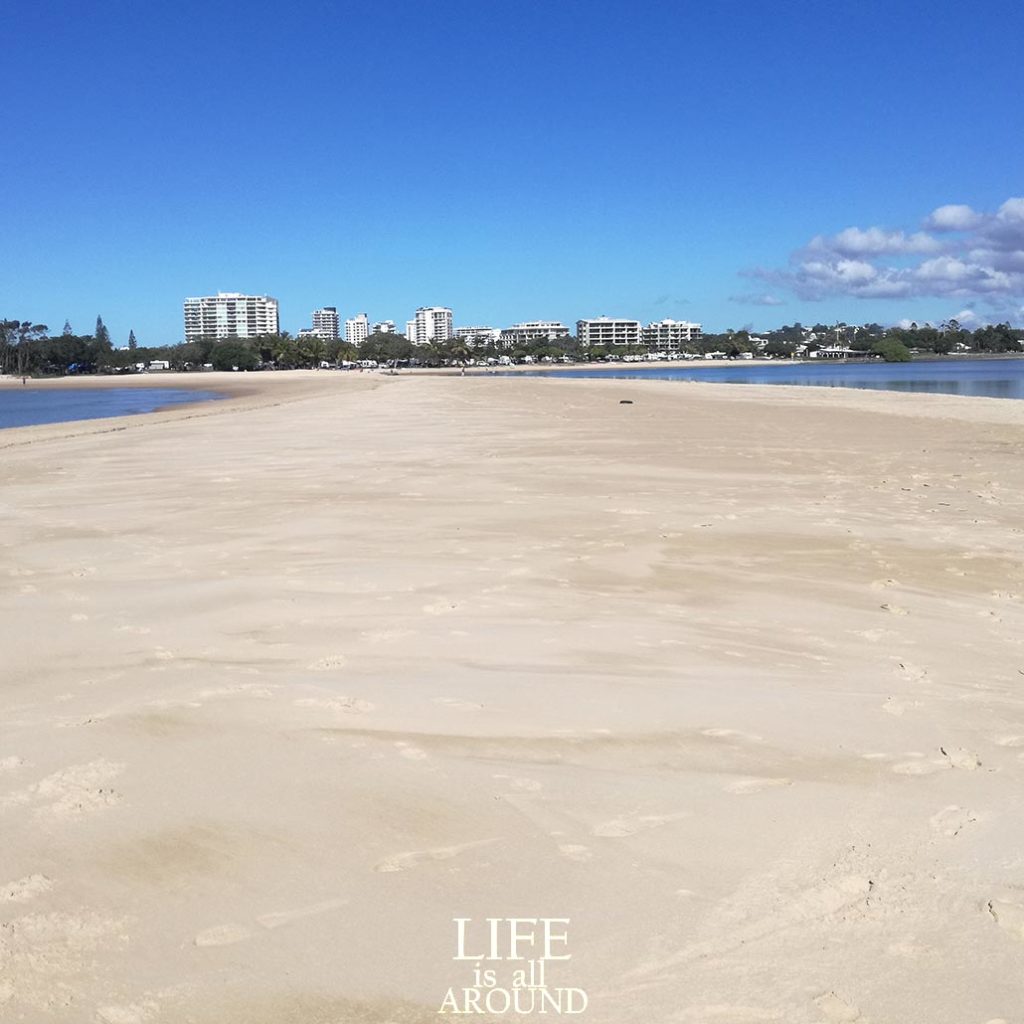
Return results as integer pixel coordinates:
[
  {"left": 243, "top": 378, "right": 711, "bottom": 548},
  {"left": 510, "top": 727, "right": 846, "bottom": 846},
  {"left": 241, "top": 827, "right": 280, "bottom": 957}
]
[
  {"left": 641, "top": 319, "right": 702, "bottom": 352},
  {"left": 372, "top": 320, "right": 396, "bottom": 335},
  {"left": 345, "top": 312, "right": 370, "bottom": 346},
  {"left": 576, "top": 317, "right": 641, "bottom": 348},
  {"left": 311, "top": 307, "right": 339, "bottom": 341},
  {"left": 406, "top": 307, "right": 453, "bottom": 346},
  {"left": 183, "top": 293, "right": 279, "bottom": 342}
]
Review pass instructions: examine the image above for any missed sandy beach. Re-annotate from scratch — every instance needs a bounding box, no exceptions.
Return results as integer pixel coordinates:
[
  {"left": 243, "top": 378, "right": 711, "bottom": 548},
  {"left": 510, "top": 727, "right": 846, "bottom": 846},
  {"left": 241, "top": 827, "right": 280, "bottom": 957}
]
[{"left": 2, "top": 370, "right": 1024, "bottom": 1023}]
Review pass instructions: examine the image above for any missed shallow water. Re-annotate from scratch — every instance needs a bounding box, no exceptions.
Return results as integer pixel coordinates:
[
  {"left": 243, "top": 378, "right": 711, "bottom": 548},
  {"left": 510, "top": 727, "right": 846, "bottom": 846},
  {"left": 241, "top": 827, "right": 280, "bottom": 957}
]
[
  {"left": 509, "top": 357, "right": 1024, "bottom": 400},
  {"left": 0, "top": 386, "right": 224, "bottom": 429}
]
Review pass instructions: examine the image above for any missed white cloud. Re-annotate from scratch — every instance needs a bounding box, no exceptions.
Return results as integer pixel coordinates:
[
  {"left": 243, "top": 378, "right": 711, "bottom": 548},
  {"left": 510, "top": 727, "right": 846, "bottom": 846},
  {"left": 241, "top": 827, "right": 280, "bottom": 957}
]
[
  {"left": 924, "top": 204, "right": 983, "bottom": 231},
  {"left": 728, "top": 292, "right": 784, "bottom": 306},
  {"left": 806, "top": 226, "right": 940, "bottom": 258},
  {"left": 750, "top": 197, "right": 1024, "bottom": 305}
]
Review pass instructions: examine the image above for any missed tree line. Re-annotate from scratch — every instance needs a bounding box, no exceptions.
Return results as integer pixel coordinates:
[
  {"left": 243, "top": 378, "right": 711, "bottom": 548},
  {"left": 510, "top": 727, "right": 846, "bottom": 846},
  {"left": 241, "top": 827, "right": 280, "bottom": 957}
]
[{"left": 3, "top": 317, "right": 1023, "bottom": 377}]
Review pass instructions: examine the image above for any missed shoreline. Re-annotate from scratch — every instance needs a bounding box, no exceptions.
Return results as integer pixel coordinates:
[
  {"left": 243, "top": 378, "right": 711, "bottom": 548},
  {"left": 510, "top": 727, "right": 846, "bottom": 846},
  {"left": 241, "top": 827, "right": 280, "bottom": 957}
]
[{"left": 5, "top": 361, "right": 1024, "bottom": 446}]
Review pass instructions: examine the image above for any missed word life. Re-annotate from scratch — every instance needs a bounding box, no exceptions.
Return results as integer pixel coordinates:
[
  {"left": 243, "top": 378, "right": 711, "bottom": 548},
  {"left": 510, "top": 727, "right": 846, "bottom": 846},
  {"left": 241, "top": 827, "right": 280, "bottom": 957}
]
[{"left": 439, "top": 918, "right": 589, "bottom": 1016}]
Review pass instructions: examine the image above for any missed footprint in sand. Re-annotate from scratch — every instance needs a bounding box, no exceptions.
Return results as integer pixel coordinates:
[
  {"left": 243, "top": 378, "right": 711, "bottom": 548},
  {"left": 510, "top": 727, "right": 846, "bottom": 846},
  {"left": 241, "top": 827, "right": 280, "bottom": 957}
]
[
  {"left": 491, "top": 774, "right": 543, "bottom": 793},
  {"left": 592, "top": 812, "right": 687, "bottom": 837},
  {"left": 929, "top": 805, "right": 978, "bottom": 837},
  {"left": 294, "top": 697, "right": 373, "bottom": 714},
  {"left": 870, "top": 578, "right": 900, "bottom": 590},
  {"left": 307, "top": 654, "right": 347, "bottom": 671},
  {"left": 892, "top": 758, "right": 946, "bottom": 776},
  {"left": 374, "top": 838, "right": 497, "bottom": 873},
  {"left": 194, "top": 923, "right": 253, "bottom": 947},
  {"left": 557, "top": 844, "right": 593, "bottom": 863},
  {"left": 256, "top": 896, "right": 349, "bottom": 930},
  {"left": 395, "top": 742, "right": 428, "bottom": 761},
  {"left": 724, "top": 777, "right": 791, "bottom": 795},
  {"left": 854, "top": 628, "right": 893, "bottom": 643},
  {"left": 895, "top": 661, "right": 928, "bottom": 682},
  {"left": 0, "top": 874, "right": 54, "bottom": 903},
  {"left": 881, "top": 697, "right": 921, "bottom": 717},
  {"left": 880, "top": 603, "right": 909, "bottom": 616},
  {"left": 940, "top": 746, "right": 982, "bottom": 770},
  {"left": 434, "top": 697, "right": 484, "bottom": 712},
  {"left": 987, "top": 897, "right": 1024, "bottom": 939},
  {"left": 993, "top": 735, "right": 1024, "bottom": 748},
  {"left": 96, "top": 1002, "right": 160, "bottom": 1024},
  {"left": 0, "top": 756, "right": 25, "bottom": 774},
  {"left": 701, "top": 728, "right": 763, "bottom": 742},
  {"left": 814, "top": 991, "right": 863, "bottom": 1022},
  {"left": 423, "top": 600, "right": 458, "bottom": 615},
  {"left": 197, "top": 683, "right": 275, "bottom": 699},
  {"left": 5, "top": 759, "right": 125, "bottom": 818}
]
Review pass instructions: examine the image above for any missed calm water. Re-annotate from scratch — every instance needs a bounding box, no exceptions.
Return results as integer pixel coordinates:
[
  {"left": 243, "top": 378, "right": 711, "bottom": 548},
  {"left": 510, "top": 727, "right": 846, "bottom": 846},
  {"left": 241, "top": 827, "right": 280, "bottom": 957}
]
[
  {"left": 509, "top": 357, "right": 1024, "bottom": 400},
  {"left": 0, "top": 387, "right": 224, "bottom": 430}
]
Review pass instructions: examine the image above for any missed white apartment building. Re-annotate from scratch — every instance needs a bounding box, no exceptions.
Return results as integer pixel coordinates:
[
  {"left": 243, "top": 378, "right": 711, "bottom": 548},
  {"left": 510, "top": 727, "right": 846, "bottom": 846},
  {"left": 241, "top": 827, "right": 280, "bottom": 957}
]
[
  {"left": 455, "top": 326, "right": 502, "bottom": 346},
  {"left": 372, "top": 320, "right": 396, "bottom": 335},
  {"left": 406, "top": 306, "right": 453, "bottom": 346},
  {"left": 499, "top": 321, "right": 570, "bottom": 347},
  {"left": 183, "top": 292, "right": 279, "bottom": 342},
  {"left": 345, "top": 312, "right": 370, "bottom": 346},
  {"left": 576, "top": 317, "right": 641, "bottom": 348},
  {"left": 311, "top": 307, "right": 339, "bottom": 341},
  {"left": 641, "top": 319, "right": 703, "bottom": 352}
]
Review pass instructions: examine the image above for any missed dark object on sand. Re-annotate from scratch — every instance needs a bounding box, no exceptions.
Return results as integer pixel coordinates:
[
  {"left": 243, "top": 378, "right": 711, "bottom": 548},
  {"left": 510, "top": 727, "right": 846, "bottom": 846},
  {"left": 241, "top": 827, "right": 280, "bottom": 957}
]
[{"left": 619, "top": 399, "right": 633, "bottom": 404}]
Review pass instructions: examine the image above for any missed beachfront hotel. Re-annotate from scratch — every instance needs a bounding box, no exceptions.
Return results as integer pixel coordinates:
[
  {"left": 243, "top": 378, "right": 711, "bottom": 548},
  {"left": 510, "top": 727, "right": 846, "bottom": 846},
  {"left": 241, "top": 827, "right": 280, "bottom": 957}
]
[
  {"left": 183, "top": 292, "right": 280, "bottom": 342},
  {"left": 455, "top": 326, "right": 502, "bottom": 346},
  {"left": 641, "top": 318, "right": 703, "bottom": 352},
  {"left": 345, "top": 313, "right": 370, "bottom": 346},
  {"left": 311, "top": 307, "right": 339, "bottom": 341},
  {"left": 499, "top": 321, "right": 571, "bottom": 347},
  {"left": 405, "top": 306, "right": 454, "bottom": 346},
  {"left": 576, "top": 317, "right": 642, "bottom": 347}
]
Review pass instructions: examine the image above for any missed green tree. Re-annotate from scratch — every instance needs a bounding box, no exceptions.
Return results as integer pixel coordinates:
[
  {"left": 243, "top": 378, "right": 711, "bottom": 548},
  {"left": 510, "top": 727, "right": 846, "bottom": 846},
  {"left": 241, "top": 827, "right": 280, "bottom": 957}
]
[
  {"left": 360, "top": 331, "right": 415, "bottom": 364},
  {"left": 93, "top": 315, "right": 114, "bottom": 370},
  {"left": 872, "top": 338, "right": 912, "bottom": 362},
  {"left": 1, "top": 320, "right": 49, "bottom": 377},
  {"left": 210, "top": 340, "right": 258, "bottom": 371},
  {"left": 62, "top": 319, "right": 73, "bottom": 336},
  {"left": 128, "top": 329, "right": 137, "bottom": 351},
  {"left": 764, "top": 339, "right": 795, "bottom": 358}
]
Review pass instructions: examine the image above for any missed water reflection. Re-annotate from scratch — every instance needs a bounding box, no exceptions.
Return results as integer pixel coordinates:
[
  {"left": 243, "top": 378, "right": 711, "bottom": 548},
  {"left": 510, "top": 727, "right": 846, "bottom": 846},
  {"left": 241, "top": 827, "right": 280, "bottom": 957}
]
[{"left": 514, "top": 358, "right": 1024, "bottom": 401}]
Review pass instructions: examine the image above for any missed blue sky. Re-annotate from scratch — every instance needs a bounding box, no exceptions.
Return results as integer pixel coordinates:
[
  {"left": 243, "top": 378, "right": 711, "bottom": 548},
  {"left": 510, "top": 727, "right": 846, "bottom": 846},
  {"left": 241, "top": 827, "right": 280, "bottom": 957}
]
[{"left": 3, "top": 0, "right": 1023, "bottom": 344}]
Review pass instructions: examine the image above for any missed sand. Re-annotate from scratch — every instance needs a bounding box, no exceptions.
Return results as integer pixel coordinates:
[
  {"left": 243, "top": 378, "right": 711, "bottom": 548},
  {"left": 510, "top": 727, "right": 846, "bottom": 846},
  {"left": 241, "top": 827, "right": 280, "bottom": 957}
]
[{"left": 2, "top": 370, "right": 1023, "bottom": 1023}]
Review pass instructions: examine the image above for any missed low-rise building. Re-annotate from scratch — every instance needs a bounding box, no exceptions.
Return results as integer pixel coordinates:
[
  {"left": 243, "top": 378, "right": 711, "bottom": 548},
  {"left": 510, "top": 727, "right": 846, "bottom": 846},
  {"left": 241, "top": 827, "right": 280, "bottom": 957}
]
[
  {"left": 456, "top": 326, "right": 502, "bottom": 346},
  {"left": 641, "top": 319, "right": 702, "bottom": 352},
  {"left": 576, "top": 317, "right": 641, "bottom": 348},
  {"left": 499, "top": 321, "right": 570, "bottom": 348}
]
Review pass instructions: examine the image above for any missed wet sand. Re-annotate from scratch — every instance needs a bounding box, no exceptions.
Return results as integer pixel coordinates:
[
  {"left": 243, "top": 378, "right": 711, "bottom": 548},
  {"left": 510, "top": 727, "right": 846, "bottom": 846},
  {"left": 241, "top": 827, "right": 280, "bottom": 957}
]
[{"left": 2, "top": 370, "right": 1023, "bottom": 1023}]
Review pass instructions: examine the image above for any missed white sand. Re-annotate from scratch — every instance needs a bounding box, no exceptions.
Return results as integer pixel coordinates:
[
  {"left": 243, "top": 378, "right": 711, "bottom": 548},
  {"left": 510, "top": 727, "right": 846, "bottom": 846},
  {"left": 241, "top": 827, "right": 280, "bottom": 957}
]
[{"left": 2, "top": 370, "right": 1024, "bottom": 1023}]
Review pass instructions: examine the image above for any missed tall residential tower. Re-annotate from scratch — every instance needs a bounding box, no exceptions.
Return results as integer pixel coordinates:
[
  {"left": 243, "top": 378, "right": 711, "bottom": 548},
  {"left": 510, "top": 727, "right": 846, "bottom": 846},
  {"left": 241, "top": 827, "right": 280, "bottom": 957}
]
[
  {"left": 183, "top": 292, "right": 279, "bottom": 342},
  {"left": 405, "top": 307, "right": 453, "bottom": 346},
  {"left": 311, "top": 307, "right": 339, "bottom": 341}
]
